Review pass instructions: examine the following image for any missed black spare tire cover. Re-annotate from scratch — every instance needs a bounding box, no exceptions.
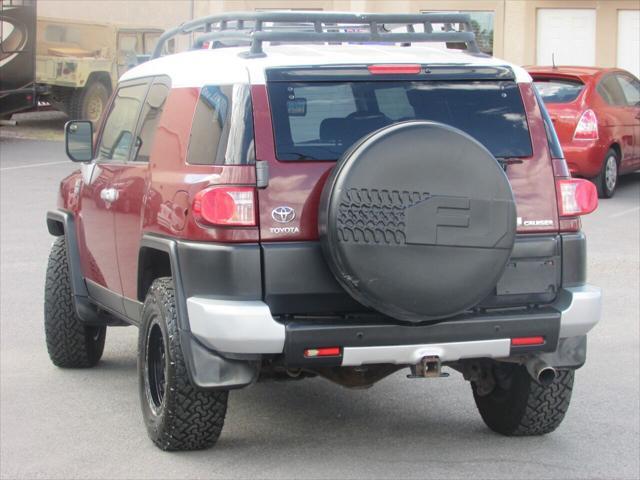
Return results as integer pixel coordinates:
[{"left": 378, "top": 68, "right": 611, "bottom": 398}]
[{"left": 319, "top": 121, "right": 517, "bottom": 322}]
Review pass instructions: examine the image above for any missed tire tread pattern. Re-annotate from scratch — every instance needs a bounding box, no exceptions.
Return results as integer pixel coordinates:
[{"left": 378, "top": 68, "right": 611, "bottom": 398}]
[
  {"left": 44, "top": 237, "right": 105, "bottom": 368},
  {"left": 141, "top": 278, "right": 228, "bottom": 451},
  {"left": 473, "top": 365, "right": 574, "bottom": 436},
  {"left": 337, "top": 188, "right": 429, "bottom": 244}
]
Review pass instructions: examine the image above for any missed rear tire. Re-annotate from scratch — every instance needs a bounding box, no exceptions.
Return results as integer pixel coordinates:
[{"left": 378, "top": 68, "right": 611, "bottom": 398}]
[
  {"left": 44, "top": 237, "right": 106, "bottom": 368},
  {"left": 68, "top": 80, "right": 110, "bottom": 122},
  {"left": 472, "top": 362, "right": 574, "bottom": 436},
  {"left": 593, "top": 148, "right": 619, "bottom": 198},
  {"left": 138, "top": 278, "right": 228, "bottom": 451}
]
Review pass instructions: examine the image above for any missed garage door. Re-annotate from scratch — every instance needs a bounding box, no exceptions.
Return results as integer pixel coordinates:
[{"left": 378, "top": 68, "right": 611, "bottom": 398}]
[
  {"left": 618, "top": 10, "right": 640, "bottom": 78},
  {"left": 537, "top": 9, "right": 596, "bottom": 66}
]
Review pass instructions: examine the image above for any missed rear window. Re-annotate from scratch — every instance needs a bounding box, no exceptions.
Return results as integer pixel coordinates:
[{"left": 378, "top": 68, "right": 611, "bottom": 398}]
[
  {"left": 268, "top": 80, "right": 533, "bottom": 160},
  {"left": 534, "top": 78, "right": 584, "bottom": 103}
]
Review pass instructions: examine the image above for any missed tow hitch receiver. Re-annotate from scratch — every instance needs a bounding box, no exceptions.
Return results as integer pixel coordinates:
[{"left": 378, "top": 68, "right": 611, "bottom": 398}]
[{"left": 407, "top": 355, "right": 449, "bottom": 378}]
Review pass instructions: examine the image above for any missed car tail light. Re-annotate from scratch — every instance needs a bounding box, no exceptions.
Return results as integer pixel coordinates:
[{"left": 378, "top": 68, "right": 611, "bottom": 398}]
[
  {"left": 557, "top": 179, "right": 598, "bottom": 217},
  {"left": 368, "top": 64, "right": 421, "bottom": 75},
  {"left": 573, "top": 109, "right": 598, "bottom": 140},
  {"left": 304, "top": 347, "right": 341, "bottom": 358},
  {"left": 192, "top": 186, "right": 256, "bottom": 226}
]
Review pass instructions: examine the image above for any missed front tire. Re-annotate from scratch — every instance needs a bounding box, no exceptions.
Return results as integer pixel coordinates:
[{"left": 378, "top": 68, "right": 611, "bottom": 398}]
[
  {"left": 593, "top": 148, "right": 619, "bottom": 198},
  {"left": 472, "top": 362, "right": 574, "bottom": 436},
  {"left": 44, "top": 237, "right": 106, "bottom": 368},
  {"left": 138, "top": 278, "right": 228, "bottom": 451}
]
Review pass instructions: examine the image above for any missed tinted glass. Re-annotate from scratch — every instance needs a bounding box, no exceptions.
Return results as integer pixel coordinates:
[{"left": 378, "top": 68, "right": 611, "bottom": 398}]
[
  {"left": 132, "top": 79, "right": 170, "bottom": 162},
  {"left": 534, "top": 78, "right": 584, "bottom": 103},
  {"left": 616, "top": 74, "right": 640, "bottom": 106},
  {"left": 97, "top": 83, "right": 147, "bottom": 161},
  {"left": 597, "top": 75, "right": 627, "bottom": 106},
  {"left": 269, "top": 81, "right": 532, "bottom": 160},
  {"left": 187, "top": 84, "right": 255, "bottom": 165}
]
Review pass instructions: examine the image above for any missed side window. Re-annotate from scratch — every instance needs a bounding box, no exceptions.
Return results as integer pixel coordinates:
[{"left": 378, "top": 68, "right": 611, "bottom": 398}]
[
  {"left": 131, "top": 79, "right": 170, "bottom": 162},
  {"left": 97, "top": 83, "right": 148, "bottom": 162},
  {"left": 596, "top": 75, "right": 627, "bottom": 106},
  {"left": 186, "top": 84, "right": 255, "bottom": 165},
  {"left": 187, "top": 85, "right": 231, "bottom": 165},
  {"left": 616, "top": 74, "right": 640, "bottom": 106}
]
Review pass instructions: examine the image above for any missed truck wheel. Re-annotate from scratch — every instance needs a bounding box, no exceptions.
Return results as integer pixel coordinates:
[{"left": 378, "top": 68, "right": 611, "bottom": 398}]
[
  {"left": 68, "top": 80, "right": 110, "bottom": 123},
  {"left": 472, "top": 362, "right": 574, "bottom": 436},
  {"left": 139, "top": 278, "right": 228, "bottom": 451},
  {"left": 44, "top": 237, "right": 106, "bottom": 368},
  {"left": 593, "top": 148, "right": 619, "bottom": 198}
]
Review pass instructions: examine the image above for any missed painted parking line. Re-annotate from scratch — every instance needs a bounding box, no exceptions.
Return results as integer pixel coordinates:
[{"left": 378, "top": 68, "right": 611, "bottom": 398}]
[
  {"left": 611, "top": 206, "right": 640, "bottom": 218},
  {"left": 0, "top": 161, "right": 69, "bottom": 172}
]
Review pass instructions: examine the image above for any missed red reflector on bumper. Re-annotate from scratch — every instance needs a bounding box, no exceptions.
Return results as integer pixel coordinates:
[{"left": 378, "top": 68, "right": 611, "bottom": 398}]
[
  {"left": 304, "top": 347, "right": 341, "bottom": 357},
  {"left": 511, "top": 336, "right": 545, "bottom": 346}
]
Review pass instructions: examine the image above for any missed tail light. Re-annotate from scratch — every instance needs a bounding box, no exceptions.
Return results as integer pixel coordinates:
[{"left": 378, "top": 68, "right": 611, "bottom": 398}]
[
  {"left": 192, "top": 186, "right": 256, "bottom": 226},
  {"left": 557, "top": 179, "right": 598, "bottom": 217},
  {"left": 573, "top": 109, "right": 598, "bottom": 140},
  {"left": 368, "top": 64, "right": 421, "bottom": 75}
]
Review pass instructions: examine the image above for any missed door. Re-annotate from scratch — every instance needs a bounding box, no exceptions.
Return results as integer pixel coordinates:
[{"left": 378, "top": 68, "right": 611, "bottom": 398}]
[
  {"left": 112, "top": 77, "right": 170, "bottom": 317},
  {"left": 537, "top": 9, "right": 596, "bottom": 66},
  {"left": 77, "top": 80, "right": 149, "bottom": 311},
  {"left": 617, "top": 10, "right": 640, "bottom": 78},
  {"left": 615, "top": 72, "right": 640, "bottom": 170}
]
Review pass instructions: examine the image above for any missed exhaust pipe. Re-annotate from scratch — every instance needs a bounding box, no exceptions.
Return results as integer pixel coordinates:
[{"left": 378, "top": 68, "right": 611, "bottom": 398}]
[{"left": 526, "top": 358, "right": 557, "bottom": 386}]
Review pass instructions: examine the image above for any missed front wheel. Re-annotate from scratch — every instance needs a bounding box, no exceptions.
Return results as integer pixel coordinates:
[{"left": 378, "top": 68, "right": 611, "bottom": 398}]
[
  {"left": 68, "top": 80, "right": 110, "bottom": 122},
  {"left": 44, "top": 237, "right": 106, "bottom": 368},
  {"left": 472, "top": 362, "right": 574, "bottom": 436},
  {"left": 593, "top": 148, "right": 619, "bottom": 198},
  {"left": 138, "top": 278, "right": 228, "bottom": 451}
]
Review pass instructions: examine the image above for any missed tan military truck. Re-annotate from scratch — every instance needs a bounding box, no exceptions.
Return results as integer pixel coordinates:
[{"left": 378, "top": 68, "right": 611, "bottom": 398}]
[{"left": 36, "top": 17, "right": 165, "bottom": 122}]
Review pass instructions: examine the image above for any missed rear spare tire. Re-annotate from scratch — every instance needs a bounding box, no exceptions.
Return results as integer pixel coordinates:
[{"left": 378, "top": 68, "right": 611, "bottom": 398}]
[{"left": 319, "top": 121, "right": 517, "bottom": 322}]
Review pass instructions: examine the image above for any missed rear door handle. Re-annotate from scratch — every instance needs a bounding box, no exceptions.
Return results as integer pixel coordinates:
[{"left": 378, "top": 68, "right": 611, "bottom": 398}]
[{"left": 100, "top": 188, "right": 118, "bottom": 203}]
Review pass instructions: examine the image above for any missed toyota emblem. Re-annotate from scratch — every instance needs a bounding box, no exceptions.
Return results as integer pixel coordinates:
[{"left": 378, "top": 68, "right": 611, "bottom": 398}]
[{"left": 271, "top": 206, "right": 296, "bottom": 223}]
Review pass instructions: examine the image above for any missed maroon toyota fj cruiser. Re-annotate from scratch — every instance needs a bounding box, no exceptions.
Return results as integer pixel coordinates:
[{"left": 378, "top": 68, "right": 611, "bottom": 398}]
[{"left": 45, "top": 12, "right": 601, "bottom": 451}]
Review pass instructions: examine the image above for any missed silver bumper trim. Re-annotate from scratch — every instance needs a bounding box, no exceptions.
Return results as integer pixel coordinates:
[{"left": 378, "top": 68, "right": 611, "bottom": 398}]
[
  {"left": 186, "top": 297, "right": 285, "bottom": 354},
  {"left": 341, "top": 339, "right": 511, "bottom": 367},
  {"left": 555, "top": 284, "right": 602, "bottom": 338}
]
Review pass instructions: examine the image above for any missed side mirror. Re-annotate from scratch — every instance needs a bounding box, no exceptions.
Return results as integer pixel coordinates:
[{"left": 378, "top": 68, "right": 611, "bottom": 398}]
[{"left": 65, "top": 121, "right": 93, "bottom": 162}]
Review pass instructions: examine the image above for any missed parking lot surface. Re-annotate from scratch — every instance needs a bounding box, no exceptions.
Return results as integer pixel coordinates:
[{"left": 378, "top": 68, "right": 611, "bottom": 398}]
[{"left": 1, "top": 136, "right": 639, "bottom": 479}]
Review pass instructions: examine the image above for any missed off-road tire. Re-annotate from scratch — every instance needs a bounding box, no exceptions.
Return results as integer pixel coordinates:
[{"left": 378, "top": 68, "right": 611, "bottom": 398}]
[
  {"left": 44, "top": 237, "right": 106, "bottom": 368},
  {"left": 593, "top": 148, "right": 619, "bottom": 198},
  {"left": 68, "top": 80, "right": 110, "bottom": 122},
  {"left": 472, "top": 362, "right": 574, "bottom": 436},
  {"left": 138, "top": 278, "right": 228, "bottom": 451}
]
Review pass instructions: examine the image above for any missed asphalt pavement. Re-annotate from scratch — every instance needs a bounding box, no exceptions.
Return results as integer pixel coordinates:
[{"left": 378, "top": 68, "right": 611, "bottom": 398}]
[{"left": 1, "top": 136, "right": 639, "bottom": 479}]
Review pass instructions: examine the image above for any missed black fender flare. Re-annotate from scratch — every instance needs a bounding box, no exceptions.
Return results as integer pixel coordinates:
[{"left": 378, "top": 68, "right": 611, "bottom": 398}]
[
  {"left": 139, "top": 234, "right": 259, "bottom": 390},
  {"left": 46, "top": 210, "right": 124, "bottom": 326}
]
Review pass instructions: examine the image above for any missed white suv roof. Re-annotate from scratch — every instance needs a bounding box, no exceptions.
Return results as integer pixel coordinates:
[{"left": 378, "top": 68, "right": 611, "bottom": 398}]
[{"left": 121, "top": 44, "right": 532, "bottom": 88}]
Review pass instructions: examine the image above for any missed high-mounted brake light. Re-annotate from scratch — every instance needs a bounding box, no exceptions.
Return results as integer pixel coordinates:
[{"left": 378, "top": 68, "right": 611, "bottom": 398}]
[
  {"left": 368, "top": 64, "right": 421, "bottom": 75},
  {"left": 511, "top": 336, "right": 545, "bottom": 346},
  {"left": 192, "top": 186, "right": 256, "bottom": 226},
  {"left": 304, "top": 347, "right": 341, "bottom": 358},
  {"left": 573, "top": 109, "right": 598, "bottom": 140},
  {"left": 557, "top": 179, "right": 598, "bottom": 217}
]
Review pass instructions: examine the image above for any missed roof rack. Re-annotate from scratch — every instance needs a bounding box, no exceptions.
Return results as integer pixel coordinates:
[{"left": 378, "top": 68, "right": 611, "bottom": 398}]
[{"left": 151, "top": 11, "right": 481, "bottom": 59}]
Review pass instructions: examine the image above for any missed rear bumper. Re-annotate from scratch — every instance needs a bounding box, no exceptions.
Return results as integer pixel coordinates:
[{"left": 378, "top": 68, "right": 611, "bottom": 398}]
[
  {"left": 563, "top": 141, "right": 608, "bottom": 178},
  {"left": 186, "top": 284, "right": 601, "bottom": 367}
]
